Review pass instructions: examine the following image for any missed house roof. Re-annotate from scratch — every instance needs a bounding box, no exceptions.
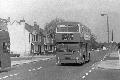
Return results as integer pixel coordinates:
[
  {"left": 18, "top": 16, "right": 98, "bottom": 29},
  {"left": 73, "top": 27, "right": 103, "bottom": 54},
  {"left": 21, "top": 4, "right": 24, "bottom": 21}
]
[
  {"left": 25, "top": 23, "right": 44, "bottom": 35},
  {"left": 57, "top": 21, "right": 83, "bottom": 26},
  {"left": 25, "top": 23, "right": 34, "bottom": 33}
]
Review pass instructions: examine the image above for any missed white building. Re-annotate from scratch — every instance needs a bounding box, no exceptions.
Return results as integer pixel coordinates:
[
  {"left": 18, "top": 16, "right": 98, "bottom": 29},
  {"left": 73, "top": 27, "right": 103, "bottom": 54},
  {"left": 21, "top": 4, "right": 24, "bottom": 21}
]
[{"left": 7, "top": 19, "right": 44, "bottom": 56}]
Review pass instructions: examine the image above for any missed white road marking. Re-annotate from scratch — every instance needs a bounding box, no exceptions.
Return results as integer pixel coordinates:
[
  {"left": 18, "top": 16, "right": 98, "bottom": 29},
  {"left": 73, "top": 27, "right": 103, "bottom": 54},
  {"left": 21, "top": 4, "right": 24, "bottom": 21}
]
[
  {"left": 0, "top": 78, "right": 2, "bottom": 79},
  {"left": 92, "top": 67, "right": 95, "bottom": 69},
  {"left": 14, "top": 73, "right": 18, "bottom": 76},
  {"left": 9, "top": 74, "right": 13, "bottom": 77},
  {"left": 85, "top": 73, "right": 88, "bottom": 75},
  {"left": 101, "top": 60, "right": 102, "bottom": 61},
  {"left": 92, "top": 64, "right": 94, "bottom": 67},
  {"left": 3, "top": 76, "right": 8, "bottom": 79},
  {"left": 89, "top": 70, "right": 92, "bottom": 72},
  {"left": 28, "top": 69, "right": 32, "bottom": 71},
  {"left": 32, "top": 68, "right": 36, "bottom": 71},
  {"left": 82, "top": 76, "right": 85, "bottom": 78},
  {"left": 37, "top": 67, "right": 42, "bottom": 70}
]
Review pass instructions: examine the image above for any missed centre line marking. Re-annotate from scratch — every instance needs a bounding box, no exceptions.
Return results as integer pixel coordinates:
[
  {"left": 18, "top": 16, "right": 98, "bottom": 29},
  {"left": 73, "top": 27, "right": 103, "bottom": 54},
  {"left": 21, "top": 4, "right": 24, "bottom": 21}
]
[
  {"left": 14, "top": 73, "right": 18, "bottom": 76},
  {"left": 85, "top": 73, "right": 88, "bottom": 75},
  {"left": 9, "top": 75, "right": 13, "bottom": 77},
  {"left": 28, "top": 69, "right": 32, "bottom": 71},
  {"left": 92, "top": 67, "right": 95, "bottom": 69},
  {"left": 33, "top": 68, "right": 36, "bottom": 70},
  {"left": 82, "top": 76, "right": 85, "bottom": 78},
  {"left": 89, "top": 70, "right": 92, "bottom": 72},
  {"left": 3, "top": 76, "right": 8, "bottom": 79},
  {"left": 37, "top": 67, "right": 42, "bottom": 70}
]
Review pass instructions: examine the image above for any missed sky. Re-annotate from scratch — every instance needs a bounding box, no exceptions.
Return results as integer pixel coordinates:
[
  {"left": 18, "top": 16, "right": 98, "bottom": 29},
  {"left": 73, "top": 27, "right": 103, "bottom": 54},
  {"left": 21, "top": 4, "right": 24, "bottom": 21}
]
[{"left": 0, "top": 0, "right": 120, "bottom": 42}]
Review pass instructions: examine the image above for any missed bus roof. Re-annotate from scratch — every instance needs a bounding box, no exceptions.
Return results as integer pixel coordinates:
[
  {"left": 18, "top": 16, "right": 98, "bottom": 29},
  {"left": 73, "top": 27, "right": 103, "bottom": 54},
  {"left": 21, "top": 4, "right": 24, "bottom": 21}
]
[{"left": 57, "top": 22, "right": 83, "bottom": 26}]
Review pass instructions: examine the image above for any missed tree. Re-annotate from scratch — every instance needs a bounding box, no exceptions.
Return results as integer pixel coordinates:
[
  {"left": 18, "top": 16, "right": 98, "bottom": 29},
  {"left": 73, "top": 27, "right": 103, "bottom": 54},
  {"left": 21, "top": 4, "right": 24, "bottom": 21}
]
[
  {"left": 44, "top": 18, "right": 65, "bottom": 38},
  {"left": 90, "top": 33, "right": 99, "bottom": 49}
]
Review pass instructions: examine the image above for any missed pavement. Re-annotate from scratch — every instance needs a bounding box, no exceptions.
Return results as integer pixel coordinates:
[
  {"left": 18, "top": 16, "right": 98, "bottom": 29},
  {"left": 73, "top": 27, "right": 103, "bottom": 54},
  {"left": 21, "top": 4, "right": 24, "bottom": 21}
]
[
  {"left": 11, "top": 55, "right": 55, "bottom": 67},
  {"left": 85, "top": 51, "right": 120, "bottom": 80},
  {"left": 97, "top": 51, "right": 120, "bottom": 69}
]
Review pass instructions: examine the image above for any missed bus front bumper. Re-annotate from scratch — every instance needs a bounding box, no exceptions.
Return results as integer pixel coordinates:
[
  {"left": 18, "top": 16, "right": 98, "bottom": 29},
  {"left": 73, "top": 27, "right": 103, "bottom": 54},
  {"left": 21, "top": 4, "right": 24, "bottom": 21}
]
[{"left": 58, "top": 59, "right": 82, "bottom": 64}]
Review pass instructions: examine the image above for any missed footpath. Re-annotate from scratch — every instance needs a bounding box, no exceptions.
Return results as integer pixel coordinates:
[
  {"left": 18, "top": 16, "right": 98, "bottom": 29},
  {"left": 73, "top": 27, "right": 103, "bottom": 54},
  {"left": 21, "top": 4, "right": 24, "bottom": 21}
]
[
  {"left": 85, "top": 51, "right": 120, "bottom": 80},
  {"left": 11, "top": 55, "right": 55, "bottom": 67}
]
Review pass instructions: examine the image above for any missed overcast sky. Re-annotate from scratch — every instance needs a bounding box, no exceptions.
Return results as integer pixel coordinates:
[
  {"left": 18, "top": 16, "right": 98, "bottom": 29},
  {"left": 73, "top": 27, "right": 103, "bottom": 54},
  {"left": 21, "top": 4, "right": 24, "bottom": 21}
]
[{"left": 0, "top": 0, "right": 120, "bottom": 42}]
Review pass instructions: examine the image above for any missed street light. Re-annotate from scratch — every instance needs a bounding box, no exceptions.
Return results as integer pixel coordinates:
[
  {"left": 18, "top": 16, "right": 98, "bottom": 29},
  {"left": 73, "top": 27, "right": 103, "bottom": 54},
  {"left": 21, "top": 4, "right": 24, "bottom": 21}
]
[{"left": 101, "top": 13, "right": 109, "bottom": 43}]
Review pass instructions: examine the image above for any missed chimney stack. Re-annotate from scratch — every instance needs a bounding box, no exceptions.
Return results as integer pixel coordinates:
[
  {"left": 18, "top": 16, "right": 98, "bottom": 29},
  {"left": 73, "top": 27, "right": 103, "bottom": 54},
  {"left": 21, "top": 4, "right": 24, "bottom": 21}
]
[
  {"left": 34, "top": 21, "right": 39, "bottom": 30},
  {"left": 20, "top": 18, "right": 25, "bottom": 22},
  {"left": 34, "top": 21, "right": 37, "bottom": 26},
  {"left": 7, "top": 17, "right": 10, "bottom": 22}
]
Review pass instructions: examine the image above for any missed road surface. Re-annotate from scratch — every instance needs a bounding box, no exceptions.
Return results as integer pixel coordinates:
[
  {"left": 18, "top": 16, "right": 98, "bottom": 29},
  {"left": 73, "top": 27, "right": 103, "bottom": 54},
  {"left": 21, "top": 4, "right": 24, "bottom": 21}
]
[{"left": 0, "top": 50, "right": 109, "bottom": 80}]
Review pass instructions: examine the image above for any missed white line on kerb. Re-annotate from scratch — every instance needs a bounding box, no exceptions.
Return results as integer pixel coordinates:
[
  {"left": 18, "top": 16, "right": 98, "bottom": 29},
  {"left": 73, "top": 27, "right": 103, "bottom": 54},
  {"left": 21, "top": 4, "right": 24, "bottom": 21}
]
[{"left": 3, "top": 76, "right": 8, "bottom": 78}]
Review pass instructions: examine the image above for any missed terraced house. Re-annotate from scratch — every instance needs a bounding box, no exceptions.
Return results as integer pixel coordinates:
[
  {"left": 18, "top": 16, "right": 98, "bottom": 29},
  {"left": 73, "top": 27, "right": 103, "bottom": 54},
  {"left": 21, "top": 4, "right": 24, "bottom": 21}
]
[{"left": 7, "top": 18, "right": 44, "bottom": 56}]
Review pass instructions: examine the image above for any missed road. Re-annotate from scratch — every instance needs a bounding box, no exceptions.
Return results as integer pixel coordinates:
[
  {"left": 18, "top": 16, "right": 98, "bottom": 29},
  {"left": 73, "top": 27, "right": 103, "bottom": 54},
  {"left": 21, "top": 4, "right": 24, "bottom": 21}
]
[{"left": 0, "top": 50, "right": 109, "bottom": 80}]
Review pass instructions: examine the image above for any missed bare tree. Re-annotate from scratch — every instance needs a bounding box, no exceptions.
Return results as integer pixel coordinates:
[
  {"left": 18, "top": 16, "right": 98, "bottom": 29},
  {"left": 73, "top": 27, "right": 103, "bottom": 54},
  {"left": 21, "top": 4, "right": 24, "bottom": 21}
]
[{"left": 44, "top": 18, "right": 65, "bottom": 38}]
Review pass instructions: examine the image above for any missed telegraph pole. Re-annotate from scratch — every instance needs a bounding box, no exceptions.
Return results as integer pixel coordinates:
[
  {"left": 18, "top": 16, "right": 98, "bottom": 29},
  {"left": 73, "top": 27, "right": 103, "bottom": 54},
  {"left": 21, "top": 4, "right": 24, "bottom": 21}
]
[{"left": 107, "top": 15, "right": 109, "bottom": 43}]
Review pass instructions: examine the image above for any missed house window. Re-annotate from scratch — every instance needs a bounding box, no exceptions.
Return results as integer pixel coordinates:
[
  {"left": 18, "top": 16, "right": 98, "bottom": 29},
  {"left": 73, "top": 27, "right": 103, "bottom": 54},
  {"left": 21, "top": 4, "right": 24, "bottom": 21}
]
[
  {"left": 32, "top": 34, "right": 34, "bottom": 41},
  {"left": 29, "top": 33, "right": 30, "bottom": 42},
  {"left": 36, "top": 34, "right": 38, "bottom": 41},
  {"left": 39, "top": 36, "right": 41, "bottom": 42},
  {"left": 44, "top": 37, "right": 46, "bottom": 44},
  {"left": 34, "top": 35, "right": 36, "bottom": 41}
]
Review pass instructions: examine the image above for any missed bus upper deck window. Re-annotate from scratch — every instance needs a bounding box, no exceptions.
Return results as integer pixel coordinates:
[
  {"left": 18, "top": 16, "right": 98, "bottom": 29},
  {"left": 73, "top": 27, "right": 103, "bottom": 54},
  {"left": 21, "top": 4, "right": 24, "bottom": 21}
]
[{"left": 68, "top": 26, "right": 79, "bottom": 32}]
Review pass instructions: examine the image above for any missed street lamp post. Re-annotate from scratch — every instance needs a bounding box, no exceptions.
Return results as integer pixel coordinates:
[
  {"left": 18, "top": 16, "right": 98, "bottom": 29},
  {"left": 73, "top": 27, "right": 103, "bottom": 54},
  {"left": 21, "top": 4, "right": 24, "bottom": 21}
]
[{"left": 101, "top": 13, "right": 109, "bottom": 43}]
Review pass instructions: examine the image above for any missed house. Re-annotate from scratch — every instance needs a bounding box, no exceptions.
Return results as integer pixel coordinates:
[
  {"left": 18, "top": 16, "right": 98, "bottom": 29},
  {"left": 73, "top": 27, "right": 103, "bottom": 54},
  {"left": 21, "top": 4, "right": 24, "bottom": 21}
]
[
  {"left": 7, "top": 18, "right": 44, "bottom": 56},
  {"left": 43, "top": 32, "right": 56, "bottom": 54},
  {"left": 29, "top": 22, "right": 44, "bottom": 55}
]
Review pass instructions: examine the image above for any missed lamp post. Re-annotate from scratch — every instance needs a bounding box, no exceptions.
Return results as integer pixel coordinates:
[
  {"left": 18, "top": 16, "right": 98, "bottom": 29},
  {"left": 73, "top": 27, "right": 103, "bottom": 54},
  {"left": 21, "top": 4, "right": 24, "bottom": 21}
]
[
  {"left": 101, "top": 13, "right": 109, "bottom": 43},
  {"left": 111, "top": 29, "right": 113, "bottom": 43}
]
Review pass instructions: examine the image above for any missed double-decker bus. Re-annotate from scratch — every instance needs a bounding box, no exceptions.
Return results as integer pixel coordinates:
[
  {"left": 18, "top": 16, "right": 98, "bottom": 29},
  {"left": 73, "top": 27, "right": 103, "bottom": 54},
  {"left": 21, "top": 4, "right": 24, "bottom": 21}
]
[{"left": 55, "top": 22, "right": 91, "bottom": 65}]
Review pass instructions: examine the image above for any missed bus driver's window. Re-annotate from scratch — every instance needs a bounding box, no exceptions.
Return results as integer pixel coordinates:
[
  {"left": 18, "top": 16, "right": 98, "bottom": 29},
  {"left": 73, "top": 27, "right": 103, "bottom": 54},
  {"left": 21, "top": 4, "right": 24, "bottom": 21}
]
[{"left": 3, "top": 42, "right": 9, "bottom": 53}]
